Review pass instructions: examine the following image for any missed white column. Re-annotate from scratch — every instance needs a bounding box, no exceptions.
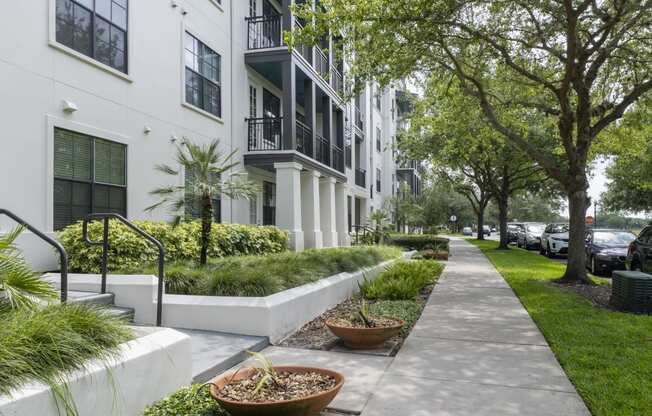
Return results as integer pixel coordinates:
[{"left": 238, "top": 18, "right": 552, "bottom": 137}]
[
  {"left": 335, "top": 182, "right": 351, "bottom": 246},
  {"left": 301, "top": 170, "right": 323, "bottom": 249},
  {"left": 320, "top": 177, "right": 338, "bottom": 247},
  {"left": 274, "top": 162, "right": 304, "bottom": 251}
]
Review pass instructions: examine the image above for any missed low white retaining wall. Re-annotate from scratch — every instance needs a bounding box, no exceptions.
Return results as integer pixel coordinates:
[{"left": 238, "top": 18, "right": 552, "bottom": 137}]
[
  {"left": 0, "top": 327, "right": 192, "bottom": 416},
  {"left": 45, "top": 253, "right": 410, "bottom": 343}
]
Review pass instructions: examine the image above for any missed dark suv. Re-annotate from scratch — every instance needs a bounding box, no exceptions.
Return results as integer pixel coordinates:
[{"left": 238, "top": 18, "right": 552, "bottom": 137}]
[{"left": 627, "top": 226, "right": 652, "bottom": 273}]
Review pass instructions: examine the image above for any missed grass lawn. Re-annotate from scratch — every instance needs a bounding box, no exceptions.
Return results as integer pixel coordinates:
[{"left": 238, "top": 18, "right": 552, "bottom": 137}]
[{"left": 470, "top": 239, "right": 652, "bottom": 416}]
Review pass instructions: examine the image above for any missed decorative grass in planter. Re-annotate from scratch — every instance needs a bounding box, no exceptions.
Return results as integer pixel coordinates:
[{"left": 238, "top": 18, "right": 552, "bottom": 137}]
[
  {"left": 209, "top": 353, "right": 344, "bottom": 416},
  {"left": 325, "top": 302, "right": 404, "bottom": 349}
]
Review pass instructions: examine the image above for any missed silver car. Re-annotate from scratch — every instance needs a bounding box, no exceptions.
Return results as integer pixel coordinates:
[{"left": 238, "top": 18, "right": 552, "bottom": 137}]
[{"left": 516, "top": 223, "right": 546, "bottom": 250}]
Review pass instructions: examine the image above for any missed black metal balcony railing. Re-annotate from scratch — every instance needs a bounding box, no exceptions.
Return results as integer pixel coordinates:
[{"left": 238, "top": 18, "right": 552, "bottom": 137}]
[
  {"left": 376, "top": 180, "right": 381, "bottom": 193},
  {"left": 315, "top": 47, "right": 329, "bottom": 80},
  {"left": 332, "top": 144, "right": 344, "bottom": 172},
  {"left": 315, "top": 134, "right": 330, "bottom": 166},
  {"left": 293, "top": 18, "right": 312, "bottom": 64},
  {"left": 345, "top": 145, "right": 352, "bottom": 168},
  {"left": 247, "top": 117, "right": 282, "bottom": 151},
  {"left": 355, "top": 168, "right": 366, "bottom": 188},
  {"left": 247, "top": 14, "right": 282, "bottom": 49},
  {"left": 331, "top": 67, "right": 343, "bottom": 96},
  {"left": 296, "top": 120, "right": 313, "bottom": 157}
]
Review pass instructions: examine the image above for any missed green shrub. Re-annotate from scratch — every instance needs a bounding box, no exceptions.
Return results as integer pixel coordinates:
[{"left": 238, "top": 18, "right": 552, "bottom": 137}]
[
  {"left": 137, "top": 245, "right": 402, "bottom": 297},
  {"left": 369, "top": 300, "right": 423, "bottom": 336},
  {"left": 360, "top": 260, "right": 443, "bottom": 300},
  {"left": 143, "top": 384, "right": 226, "bottom": 416},
  {"left": 386, "top": 234, "right": 449, "bottom": 251},
  {"left": 57, "top": 220, "right": 289, "bottom": 273},
  {"left": 0, "top": 303, "right": 132, "bottom": 396}
]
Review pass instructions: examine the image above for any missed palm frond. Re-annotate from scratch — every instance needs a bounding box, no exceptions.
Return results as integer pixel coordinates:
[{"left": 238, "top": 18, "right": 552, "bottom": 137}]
[{"left": 0, "top": 227, "right": 57, "bottom": 309}]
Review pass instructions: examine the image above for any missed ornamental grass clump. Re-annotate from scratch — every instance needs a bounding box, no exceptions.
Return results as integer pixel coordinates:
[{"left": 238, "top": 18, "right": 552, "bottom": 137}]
[
  {"left": 0, "top": 303, "right": 132, "bottom": 396},
  {"left": 360, "top": 260, "right": 443, "bottom": 301}
]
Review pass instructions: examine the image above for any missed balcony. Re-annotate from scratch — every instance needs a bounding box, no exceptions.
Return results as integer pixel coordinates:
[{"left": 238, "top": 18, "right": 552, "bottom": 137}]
[
  {"left": 331, "top": 67, "right": 343, "bottom": 96},
  {"left": 246, "top": 14, "right": 282, "bottom": 50},
  {"left": 314, "top": 47, "right": 329, "bottom": 81},
  {"left": 246, "top": 117, "right": 345, "bottom": 174},
  {"left": 355, "top": 168, "right": 366, "bottom": 188}
]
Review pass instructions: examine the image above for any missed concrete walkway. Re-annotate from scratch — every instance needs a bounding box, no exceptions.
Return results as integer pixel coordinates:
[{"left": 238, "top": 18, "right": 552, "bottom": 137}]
[{"left": 361, "top": 238, "right": 590, "bottom": 416}]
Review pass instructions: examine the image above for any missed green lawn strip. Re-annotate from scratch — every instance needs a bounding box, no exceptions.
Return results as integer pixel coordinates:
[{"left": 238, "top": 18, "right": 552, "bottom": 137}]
[
  {"left": 134, "top": 245, "right": 403, "bottom": 297},
  {"left": 469, "top": 239, "right": 652, "bottom": 416}
]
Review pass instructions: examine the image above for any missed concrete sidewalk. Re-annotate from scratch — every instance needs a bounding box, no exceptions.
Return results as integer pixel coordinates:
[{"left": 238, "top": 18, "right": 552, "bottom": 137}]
[{"left": 361, "top": 238, "right": 590, "bottom": 416}]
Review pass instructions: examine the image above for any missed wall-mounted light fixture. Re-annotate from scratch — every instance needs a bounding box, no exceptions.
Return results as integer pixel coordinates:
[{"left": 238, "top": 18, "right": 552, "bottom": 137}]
[
  {"left": 144, "top": 126, "right": 152, "bottom": 134},
  {"left": 62, "top": 100, "right": 78, "bottom": 113}
]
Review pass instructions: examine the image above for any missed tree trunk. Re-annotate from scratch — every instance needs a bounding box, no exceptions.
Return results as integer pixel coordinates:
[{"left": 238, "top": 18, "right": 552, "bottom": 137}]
[
  {"left": 200, "top": 195, "right": 213, "bottom": 266},
  {"left": 497, "top": 196, "right": 509, "bottom": 249},
  {"left": 561, "top": 187, "right": 590, "bottom": 283},
  {"left": 476, "top": 208, "right": 485, "bottom": 240}
]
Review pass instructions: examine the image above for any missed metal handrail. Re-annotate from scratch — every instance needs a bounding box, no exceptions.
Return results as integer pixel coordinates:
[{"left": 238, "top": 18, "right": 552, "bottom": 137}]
[
  {"left": 351, "top": 224, "right": 375, "bottom": 245},
  {"left": 0, "top": 208, "right": 69, "bottom": 302},
  {"left": 82, "top": 213, "right": 165, "bottom": 326}
]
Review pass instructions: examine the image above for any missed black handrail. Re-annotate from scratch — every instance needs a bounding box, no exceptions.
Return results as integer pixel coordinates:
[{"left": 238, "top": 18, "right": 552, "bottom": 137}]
[
  {"left": 82, "top": 213, "right": 165, "bottom": 326},
  {"left": 0, "top": 208, "right": 69, "bottom": 302},
  {"left": 351, "top": 224, "right": 375, "bottom": 245}
]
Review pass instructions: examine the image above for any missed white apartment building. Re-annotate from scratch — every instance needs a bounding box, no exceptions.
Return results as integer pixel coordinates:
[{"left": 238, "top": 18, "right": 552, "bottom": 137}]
[{"left": 0, "top": 0, "right": 406, "bottom": 269}]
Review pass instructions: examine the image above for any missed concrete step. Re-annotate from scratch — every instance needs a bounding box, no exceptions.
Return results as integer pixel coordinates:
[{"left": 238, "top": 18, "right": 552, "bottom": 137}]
[
  {"left": 103, "top": 305, "right": 136, "bottom": 321},
  {"left": 67, "top": 290, "right": 115, "bottom": 305},
  {"left": 174, "top": 328, "right": 269, "bottom": 383}
]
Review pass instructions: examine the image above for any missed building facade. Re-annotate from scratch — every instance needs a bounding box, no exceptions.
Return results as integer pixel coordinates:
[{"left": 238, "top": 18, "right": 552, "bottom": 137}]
[{"left": 0, "top": 0, "right": 403, "bottom": 269}]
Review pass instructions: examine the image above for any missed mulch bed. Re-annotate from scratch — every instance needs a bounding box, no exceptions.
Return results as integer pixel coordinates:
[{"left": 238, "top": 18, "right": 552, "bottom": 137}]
[
  {"left": 278, "top": 283, "right": 435, "bottom": 354},
  {"left": 552, "top": 281, "right": 613, "bottom": 309},
  {"left": 216, "top": 370, "right": 337, "bottom": 403}
]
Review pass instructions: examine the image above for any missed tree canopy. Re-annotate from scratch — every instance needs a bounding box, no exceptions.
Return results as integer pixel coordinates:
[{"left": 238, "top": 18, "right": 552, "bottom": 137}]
[{"left": 294, "top": 0, "right": 652, "bottom": 281}]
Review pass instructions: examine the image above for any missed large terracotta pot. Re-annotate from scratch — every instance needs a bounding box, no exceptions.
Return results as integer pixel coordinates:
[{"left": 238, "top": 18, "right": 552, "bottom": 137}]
[
  {"left": 325, "top": 318, "right": 405, "bottom": 349},
  {"left": 210, "top": 366, "right": 344, "bottom": 416}
]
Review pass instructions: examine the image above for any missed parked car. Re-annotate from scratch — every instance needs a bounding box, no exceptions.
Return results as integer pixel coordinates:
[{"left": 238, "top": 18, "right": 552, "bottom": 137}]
[
  {"left": 482, "top": 225, "right": 491, "bottom": 236},
  {"left": 516, "top": 223, "right": 546, "bottom": 250},
  {"left": 540, "top": 223, "right": 569, "bottom": 257},
  {"left": 585, "top": 229, "right": 637, "bottom": 276},
  {"left": 507, "top": 223, "right": 525, "bottom": 243},
  {"left": 462, "top": 227, "right": 473, "bottom": 236},
  {"left": 626, "top": 225, "right": 652, "bottom": 273},
  {"left": 491, "top": 226, "right": 497, "bottom": 232}
]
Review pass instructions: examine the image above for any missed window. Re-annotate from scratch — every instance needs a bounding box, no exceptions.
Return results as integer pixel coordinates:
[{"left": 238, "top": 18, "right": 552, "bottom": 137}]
[
  {"left": 53, "top": 128, "right": 126, "bottom": 230},
  {"left": 375, "top": 88, "right": 381, "bottom": 110},
  {"left": 249, "top": 0, "right": 257, "bottom": 16},
  {"left": 376, "top": 168, "right": 381, "bottom": 193},
  {"left": 249, "top": 196, "right": 258, "bottom": 224},
  {"left": 55, "top": 0, "right": 128, "bottom": 73},
  {"left": 184, "top": 169, "right": 221, "bottom": 223},
  {"left": 185, "top": 32, "right": 222, "bottom": 118},
  {"left": 262, "top": 181, "right": 276, "bottom": 225},
  {"left": 376, "top": 128, "right": 381, "bottom": 152},
  {"left": 249, "top": 85, "right": 257, "bottom": 118}
]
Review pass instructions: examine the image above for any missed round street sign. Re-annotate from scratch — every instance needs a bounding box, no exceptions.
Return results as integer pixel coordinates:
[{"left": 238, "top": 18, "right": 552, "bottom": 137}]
[{"left": 450, "top": 215, "right": 457, "bottom": 222}]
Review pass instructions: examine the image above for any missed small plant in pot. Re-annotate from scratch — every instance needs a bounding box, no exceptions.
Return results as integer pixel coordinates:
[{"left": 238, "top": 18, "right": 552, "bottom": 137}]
[
  {"left": 325, "top": 300, "right": 404, "bottom": 349},
  {"left": 209, "top": 352, "right": 344, "bottom": 416}
]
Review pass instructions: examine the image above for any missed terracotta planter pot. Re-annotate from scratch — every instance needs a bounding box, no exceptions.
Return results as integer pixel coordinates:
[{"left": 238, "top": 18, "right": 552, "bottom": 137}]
[
  {"left": 433, "top": 252, "right": 449, "bottom": 260},
  {"left": 210, "top": 366, "right": 344, "bottom": 416},
  {"left": 325, "top": 318, "right": 405, "bottom": 349}
]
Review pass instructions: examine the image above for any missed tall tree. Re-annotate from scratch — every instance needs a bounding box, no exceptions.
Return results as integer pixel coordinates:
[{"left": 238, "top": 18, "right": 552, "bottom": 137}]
[
  {"left": 401, "top": 79, "right": 545, "bottom": 245},
  {"left": 599, "top": 99, "right": 652, "bottom": 214},
  {"left": 294, "top": 0, "right": 652, "bottom": 283},
  {"left": 147, "top": 139, "right": 258, "bottom": 265}
]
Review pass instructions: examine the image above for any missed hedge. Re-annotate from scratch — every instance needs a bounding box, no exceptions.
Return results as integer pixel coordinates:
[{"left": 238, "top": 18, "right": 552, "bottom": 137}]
[
  {"left": 155, "top": 245, "right": 403, "bottom": 297},
  {"left": 57, "top": 220, "right": 289, "bottom": 273},
  {"left": 385, "top": 234, "right": 449, "bottom": 251}
]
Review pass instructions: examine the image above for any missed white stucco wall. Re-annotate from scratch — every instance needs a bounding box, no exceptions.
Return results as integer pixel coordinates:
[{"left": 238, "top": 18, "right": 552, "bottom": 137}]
[{"left": 0, "top": 327, "right": 192, "bottom": 416}]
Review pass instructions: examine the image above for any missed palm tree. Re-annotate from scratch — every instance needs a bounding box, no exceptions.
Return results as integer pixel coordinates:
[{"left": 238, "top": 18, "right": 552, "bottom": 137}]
[
  {"left": 147, "top": 139, "right": 259, "bottom": 265},
  {"left": 369, "top": 209, "right": 390, "bottom": 245},
  {"left": 0, "top": 227, "right": 57, "bottom": 310}
]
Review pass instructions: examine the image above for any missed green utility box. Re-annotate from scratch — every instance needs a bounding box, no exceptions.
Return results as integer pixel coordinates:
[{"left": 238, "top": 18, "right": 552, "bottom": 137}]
[{"left": 611, "top": 271, "right": 652, "bottom": 313}]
